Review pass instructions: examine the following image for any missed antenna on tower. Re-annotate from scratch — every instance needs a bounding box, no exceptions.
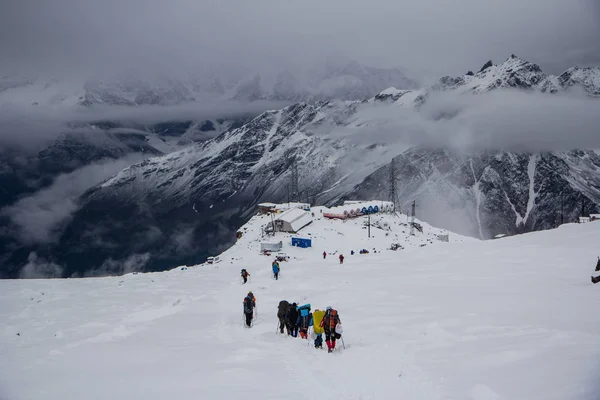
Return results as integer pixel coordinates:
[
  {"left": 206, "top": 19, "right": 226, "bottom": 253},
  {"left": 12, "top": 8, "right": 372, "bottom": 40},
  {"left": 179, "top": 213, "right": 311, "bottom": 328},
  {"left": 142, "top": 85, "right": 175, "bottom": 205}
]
[
  {"left": 289, "top": 157, "right": 300, "bottom": 202},
  {"left": 410, "top": 200, "right": 416, "bottom": 235},
  {"left": 388, "top": 157, "right": 398, "bottom": 213}
]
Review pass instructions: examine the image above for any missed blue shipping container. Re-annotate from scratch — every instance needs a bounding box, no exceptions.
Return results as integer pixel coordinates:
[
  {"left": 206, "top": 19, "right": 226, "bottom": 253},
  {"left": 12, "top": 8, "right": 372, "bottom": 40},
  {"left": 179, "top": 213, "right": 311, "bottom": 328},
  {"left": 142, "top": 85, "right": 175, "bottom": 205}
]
[{"left": 291, "top": 237, "right": 312, "bottom": 248}]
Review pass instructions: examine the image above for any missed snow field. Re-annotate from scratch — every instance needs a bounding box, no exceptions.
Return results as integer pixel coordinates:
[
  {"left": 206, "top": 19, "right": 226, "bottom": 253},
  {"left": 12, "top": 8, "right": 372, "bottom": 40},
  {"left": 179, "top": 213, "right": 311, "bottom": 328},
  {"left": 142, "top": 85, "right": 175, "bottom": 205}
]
[{"left": 1, "top": 216, "right": 600, "bottom": 400}]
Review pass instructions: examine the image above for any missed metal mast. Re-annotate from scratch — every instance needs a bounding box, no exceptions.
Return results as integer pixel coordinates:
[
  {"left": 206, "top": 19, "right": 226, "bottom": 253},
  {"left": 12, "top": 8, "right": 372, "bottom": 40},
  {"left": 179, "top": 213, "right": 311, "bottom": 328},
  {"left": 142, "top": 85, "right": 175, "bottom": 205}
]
[
  {"left": 410, "top": 200, "right": 416, "bottom": 235},
  {"left": 388, "top": 157, "right": 397, "bottom": 212}
]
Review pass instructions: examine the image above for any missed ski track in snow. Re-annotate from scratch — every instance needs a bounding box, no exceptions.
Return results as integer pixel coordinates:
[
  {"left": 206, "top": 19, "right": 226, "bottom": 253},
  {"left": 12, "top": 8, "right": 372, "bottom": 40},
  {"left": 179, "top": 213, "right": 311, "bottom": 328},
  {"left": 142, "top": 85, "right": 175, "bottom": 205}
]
[
  {"left": 470, "top": 159, "right": 484, "bottom": 239},
  {"left": 523, "top": 154, "right": 538, "bottom": 224},
  {"left": 1, "top": 214, "right": 600, "bottom": 400}
]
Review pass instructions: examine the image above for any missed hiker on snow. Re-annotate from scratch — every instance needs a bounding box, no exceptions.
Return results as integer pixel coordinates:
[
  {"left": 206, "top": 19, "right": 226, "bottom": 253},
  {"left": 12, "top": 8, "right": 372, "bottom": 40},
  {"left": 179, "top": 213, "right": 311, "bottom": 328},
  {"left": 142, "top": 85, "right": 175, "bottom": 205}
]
[
  {"left": 277, "top": 300, "right": 291, "bottom": 334},
  {"left": 272, "top": 260, "right": 280, "bottom": 280},
  {"left": 243, "top": 291, "right": 256, "bottom": 327},
  {"left": 297, "top": 304, "right": 312, "bottom": 339},
  {"left": 323, "top": 251, "right": 327, "bottom": 259},
  {"left": 339, "top": 254, "right": 344, "bottom": 264},
  {"left": 311, "top": 309, "right": 326, "bottom": 348},
  {"left": 286, "top": 302, "right": 299, "bottom": 337},
  {"left": 241, "top": 269, "right": 250, "bottom": 284},
  {"left": 591, "top": 257, "right": 600, "bottom": 284},
  {"left": 320, "top": 306, "right": 341, "bottom": 352}
]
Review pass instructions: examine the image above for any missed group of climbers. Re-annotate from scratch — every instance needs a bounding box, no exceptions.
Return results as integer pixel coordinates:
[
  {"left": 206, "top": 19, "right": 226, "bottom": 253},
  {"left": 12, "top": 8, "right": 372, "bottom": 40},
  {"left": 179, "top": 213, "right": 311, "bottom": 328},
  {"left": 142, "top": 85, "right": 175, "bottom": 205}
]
[
  {"left": 322, "top": 251, "right": 344, "bottom": 264},
  {"left": 241, "top": 260, "right": 281, "bottom": 285},
  {"left": 277, "top": 301, "right": 343, "bottom": 353},
  {"left": 241, "top": 255, "right": 344, "bottom": 352}
]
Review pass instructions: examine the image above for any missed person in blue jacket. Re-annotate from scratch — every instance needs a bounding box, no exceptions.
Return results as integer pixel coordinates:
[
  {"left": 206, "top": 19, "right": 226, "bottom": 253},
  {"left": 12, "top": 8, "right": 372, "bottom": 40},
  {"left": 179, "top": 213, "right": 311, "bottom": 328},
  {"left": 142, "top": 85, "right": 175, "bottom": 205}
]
[
  {"left": 297, "top": 304, "right": 312, "bottom": 339},
  {"left": 272, "top": 260, "right": 280, "bottom": 280}
]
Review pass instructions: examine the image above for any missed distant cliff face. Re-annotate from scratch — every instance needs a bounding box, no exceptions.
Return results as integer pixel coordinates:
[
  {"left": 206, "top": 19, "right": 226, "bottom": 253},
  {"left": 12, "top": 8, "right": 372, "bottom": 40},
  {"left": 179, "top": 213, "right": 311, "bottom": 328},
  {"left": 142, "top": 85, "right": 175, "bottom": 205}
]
[{"left": 345, "top": 149, "right": 600, "bottom": 239}]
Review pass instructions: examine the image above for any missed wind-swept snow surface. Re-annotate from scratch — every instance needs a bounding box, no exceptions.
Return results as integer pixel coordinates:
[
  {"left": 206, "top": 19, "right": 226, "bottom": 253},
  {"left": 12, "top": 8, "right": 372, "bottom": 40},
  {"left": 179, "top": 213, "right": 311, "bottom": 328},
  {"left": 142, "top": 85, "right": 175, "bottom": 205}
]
[{"left": 1, "top": 215, "right": 599, "bottom": 400}]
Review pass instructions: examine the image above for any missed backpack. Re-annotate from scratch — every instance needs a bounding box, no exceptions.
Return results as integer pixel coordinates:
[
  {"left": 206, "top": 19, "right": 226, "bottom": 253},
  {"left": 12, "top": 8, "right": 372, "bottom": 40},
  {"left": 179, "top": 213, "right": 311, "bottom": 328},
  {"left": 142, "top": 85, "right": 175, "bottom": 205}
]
[
  {"left": 241, "top": 269, "right": 247, "bottom": 277},
  {"left": 312, "top": 310, "right": 326, "bottom": 334},
  {"left": 300, "top": 313, "right": 312, "bottom": 329},
  {"left": 277, "top": 300, "right": 290, "bottom": 319},
  {"left": 324, "top": 309, "right": 339, "bottom": 331},
  {"left": 244, "top": 296, "right": 253, "bottom": 314}
]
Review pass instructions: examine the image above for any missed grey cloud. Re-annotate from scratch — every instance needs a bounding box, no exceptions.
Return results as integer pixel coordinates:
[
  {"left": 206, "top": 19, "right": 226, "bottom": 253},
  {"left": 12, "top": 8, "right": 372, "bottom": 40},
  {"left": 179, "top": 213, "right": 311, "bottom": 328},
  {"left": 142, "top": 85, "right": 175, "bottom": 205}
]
[
  {"left": 84, "top": 252, "right": 151, "bottom": 277},
  {"left": 0, "top": 99, "right": 288, "bottom": 150},
  {"left": 0, "top": 0, "right": 597, "bottom": 81},
  {"left": 19, "top": 252, "right": 64, "bottom": 278},
  {"left": 332, "top": 89, "right": 600, "bottom": 153},
  {"left": 2, "top": 156, "right": 147, "bottom": 245}
]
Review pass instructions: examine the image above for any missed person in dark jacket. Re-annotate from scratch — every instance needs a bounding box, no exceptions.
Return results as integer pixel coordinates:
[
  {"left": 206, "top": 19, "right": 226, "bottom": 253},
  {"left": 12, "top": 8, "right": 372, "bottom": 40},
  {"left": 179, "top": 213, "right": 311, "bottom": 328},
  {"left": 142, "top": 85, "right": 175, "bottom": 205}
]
[
  {"left": 277, "top": 300, "right": 290, "bottom": 333},
  {"left": 241, "top": 269, "right": 250, "bottom": 284},
  {"left": 243, "top": 292, "right": 256, "bottom": 327},
  {"left": 286, "top": 302, "right": 299, "bottom": 337},
  {"left": 591, "top": 257, "right": 600, "bottom": 283}
]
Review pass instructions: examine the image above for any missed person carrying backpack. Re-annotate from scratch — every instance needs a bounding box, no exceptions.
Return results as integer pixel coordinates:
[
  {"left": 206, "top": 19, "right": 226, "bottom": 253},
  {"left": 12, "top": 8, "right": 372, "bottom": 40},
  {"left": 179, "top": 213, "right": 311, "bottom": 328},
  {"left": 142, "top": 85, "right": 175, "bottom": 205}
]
[
  {"left": 339, "top": 254, "right": 344, "bottom": 264},
  {"left": 272, "top": 261, "right": 280, "bottom": 280},
  {"left": 296, "top": 304, "right": 312, "bottom": 339},
  {"left": 277, "top": 300, "right": 290, "bottom": 333},
  {"left": 323, "top": 251, "right": 327, "bottom": 259},
  {"left": 241, "top": 269, "right": 250, "bottom": 284},
  {"left": 243, "top": 291, "right": 256, "bottom": 327},
  {"left": 311, "top": 309, "right": 326, "bottom": 349},
  {"left": 320, "top": 306, "right": 341, "bottom": 352},
  {"left": 286, "top": 302, "right": 299, "bottom": 337}
]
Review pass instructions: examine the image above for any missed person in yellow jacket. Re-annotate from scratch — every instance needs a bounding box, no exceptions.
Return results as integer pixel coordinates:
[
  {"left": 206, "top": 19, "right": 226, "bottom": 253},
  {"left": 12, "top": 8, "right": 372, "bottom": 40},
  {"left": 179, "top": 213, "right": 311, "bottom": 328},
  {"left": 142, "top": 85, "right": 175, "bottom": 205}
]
[{"left": 311, "top": 309, "right": 326, "bottom": 349}]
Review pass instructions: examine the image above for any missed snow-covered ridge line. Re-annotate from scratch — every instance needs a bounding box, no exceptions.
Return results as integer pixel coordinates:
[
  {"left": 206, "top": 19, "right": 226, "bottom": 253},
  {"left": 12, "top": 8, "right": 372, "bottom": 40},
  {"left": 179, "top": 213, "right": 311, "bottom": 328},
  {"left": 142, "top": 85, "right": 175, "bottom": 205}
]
[{"left": 207, "top": 203, "right": 472, "bottom": 266}]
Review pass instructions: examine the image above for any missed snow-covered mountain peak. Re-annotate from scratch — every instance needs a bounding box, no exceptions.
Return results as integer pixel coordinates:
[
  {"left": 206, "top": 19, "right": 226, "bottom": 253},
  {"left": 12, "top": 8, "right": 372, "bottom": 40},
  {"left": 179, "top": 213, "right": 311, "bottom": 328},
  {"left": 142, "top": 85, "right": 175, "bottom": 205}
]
[
  {"left": 430, "top": 54, "right": 600, "bottom": 97},
  {"left": 558, "top": 65, "right": 600, "bottom": 95},
  {"left": 373, "top": 87, "right": 413, "bottom": 102},
  {"left": 434, "top": 54, "right": 546, "bottom": 94}
]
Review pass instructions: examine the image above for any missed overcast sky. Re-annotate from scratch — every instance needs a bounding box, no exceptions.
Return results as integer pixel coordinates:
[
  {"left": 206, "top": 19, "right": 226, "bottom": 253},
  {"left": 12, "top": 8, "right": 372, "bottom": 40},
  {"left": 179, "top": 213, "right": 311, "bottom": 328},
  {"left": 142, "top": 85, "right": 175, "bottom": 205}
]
[{"left": 1, "top": 0, "right": 599, "bottom": 81}]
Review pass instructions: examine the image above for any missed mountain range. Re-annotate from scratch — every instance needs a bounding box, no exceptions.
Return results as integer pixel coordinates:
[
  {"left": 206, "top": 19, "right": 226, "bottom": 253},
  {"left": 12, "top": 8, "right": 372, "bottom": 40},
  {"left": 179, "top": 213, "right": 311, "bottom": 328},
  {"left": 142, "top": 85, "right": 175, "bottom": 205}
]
[
  {"left": 0, "top": 61, "right": 419, "bottom": 107},
  {"left": 1, "top": 55, "right": 599, "bottom": 278}
]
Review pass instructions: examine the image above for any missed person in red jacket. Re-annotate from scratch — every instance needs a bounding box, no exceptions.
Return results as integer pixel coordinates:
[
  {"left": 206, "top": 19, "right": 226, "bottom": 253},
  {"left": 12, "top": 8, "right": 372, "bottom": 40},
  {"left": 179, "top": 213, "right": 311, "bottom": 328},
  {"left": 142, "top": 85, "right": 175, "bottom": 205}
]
[
  {"left": 339, "top": 254, "right": 344, "bottom": 264},
  {"left": 320, "top": 306, "right": 341, "bottom": 353},
  {"left": 323, "top": 251, "right": 327, "bottom": 259}
]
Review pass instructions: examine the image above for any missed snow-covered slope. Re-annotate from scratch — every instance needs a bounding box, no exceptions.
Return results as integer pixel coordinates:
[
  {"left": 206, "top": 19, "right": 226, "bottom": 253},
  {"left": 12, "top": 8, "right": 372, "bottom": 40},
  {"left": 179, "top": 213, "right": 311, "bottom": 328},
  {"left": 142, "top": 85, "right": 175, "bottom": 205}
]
[
  {"left": 2, "top": 215, "right": 599, "bottom": 400},
  {"left": 36, "top": 101, "right": 405, "bottom": 277}
]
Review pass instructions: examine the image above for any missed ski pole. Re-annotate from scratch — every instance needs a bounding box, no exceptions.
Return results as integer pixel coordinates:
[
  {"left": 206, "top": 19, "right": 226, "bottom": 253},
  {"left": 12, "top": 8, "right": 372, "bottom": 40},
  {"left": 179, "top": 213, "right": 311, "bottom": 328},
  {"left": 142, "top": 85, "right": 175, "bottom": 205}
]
[{"left": 341, "top": 336, "right": 346, "bottom": 349}]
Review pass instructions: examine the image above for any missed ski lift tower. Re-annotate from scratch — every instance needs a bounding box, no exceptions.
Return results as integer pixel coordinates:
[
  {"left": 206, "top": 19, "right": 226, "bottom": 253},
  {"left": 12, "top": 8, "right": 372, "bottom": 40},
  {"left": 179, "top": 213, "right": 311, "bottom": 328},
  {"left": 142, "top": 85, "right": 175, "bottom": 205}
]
[
  {"left": 388, "top": 157, "right": 398, "bottom": 213},
  {"left": 290, "top": 158, "right": 299, "bottom": 202},
  {"left": 410, "top": 200, "right": 416, "bottom": 236}
]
